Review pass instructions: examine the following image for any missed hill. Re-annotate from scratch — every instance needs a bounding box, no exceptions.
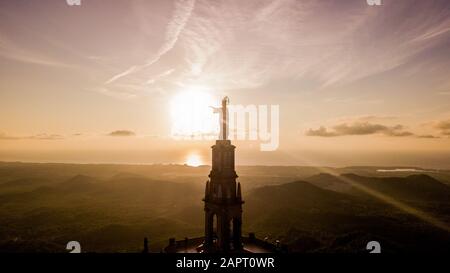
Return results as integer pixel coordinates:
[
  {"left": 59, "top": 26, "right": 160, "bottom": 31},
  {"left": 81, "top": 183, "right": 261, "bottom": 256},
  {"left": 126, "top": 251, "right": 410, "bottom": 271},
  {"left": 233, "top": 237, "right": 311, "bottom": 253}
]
[
  {"left": 244, "top": 180, "right": 450, "bottom": 253},
  {"left": 0, "top": 162, "right": 449, "bottom": 253}
]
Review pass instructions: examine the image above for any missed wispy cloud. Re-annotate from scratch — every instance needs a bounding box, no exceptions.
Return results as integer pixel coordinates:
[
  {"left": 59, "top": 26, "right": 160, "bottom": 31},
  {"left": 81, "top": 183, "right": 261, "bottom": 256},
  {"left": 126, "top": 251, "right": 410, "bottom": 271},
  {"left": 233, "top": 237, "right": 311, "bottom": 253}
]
[
  {"left": 92, "top": 86, "right": 139, "bottom": 100},
  {"left": 169, "top": 0, "right": 450, "bottom": 90},
  {"left": 105, "top": 66, "right": 139, "bottom": 84},
  {"left": 81, "top": 0, "right": 450, "bottom": 99},
  {"left": 0, "top": 33, "right": 70, "bottom": 67},
  {"left": 1, "top": 0, "right": 449, "bottom": 100},
  {"left": 105, "top": 0, "right": 196, "bottom": 85}
]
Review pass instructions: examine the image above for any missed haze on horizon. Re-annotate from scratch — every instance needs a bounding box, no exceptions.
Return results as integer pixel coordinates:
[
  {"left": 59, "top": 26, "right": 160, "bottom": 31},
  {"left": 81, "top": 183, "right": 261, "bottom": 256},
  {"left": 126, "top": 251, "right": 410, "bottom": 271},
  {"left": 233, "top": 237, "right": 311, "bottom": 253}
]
[{"left": 0, "top": 0, "right": 449, "bottom": 168}]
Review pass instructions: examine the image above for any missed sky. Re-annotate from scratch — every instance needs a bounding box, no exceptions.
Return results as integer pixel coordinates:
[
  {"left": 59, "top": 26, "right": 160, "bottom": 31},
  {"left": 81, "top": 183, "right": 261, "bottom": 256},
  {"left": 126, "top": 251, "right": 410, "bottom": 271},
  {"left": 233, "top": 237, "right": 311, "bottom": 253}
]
[{"left": 0, "top": 0, "right": 449, "bottom": 168}]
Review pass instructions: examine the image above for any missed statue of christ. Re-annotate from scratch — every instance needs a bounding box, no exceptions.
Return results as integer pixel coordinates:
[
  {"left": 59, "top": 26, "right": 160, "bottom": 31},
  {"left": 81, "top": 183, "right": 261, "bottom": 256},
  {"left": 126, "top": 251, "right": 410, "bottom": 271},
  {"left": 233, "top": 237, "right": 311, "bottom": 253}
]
[{"left": 210, "top": 97, "right": 229, "bottom": 140}]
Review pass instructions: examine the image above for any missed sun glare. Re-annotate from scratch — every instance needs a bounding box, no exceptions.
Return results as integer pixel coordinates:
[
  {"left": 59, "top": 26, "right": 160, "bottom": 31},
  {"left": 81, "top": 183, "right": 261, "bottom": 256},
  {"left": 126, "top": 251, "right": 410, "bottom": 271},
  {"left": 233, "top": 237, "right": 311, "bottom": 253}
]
[
  {"left": 170, "top": 87, "right": 218, "bottom": 139},
  {"left": 186, "top": 154, "right": 203, "bottom": 167}
]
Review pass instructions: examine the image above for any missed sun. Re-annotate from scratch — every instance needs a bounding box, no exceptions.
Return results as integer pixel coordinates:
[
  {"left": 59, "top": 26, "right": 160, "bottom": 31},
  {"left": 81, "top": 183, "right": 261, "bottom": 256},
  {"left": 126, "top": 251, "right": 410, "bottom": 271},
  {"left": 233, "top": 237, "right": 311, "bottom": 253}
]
[
  {"left": 170, "top": 87, "right": 219, "bottom": 139},
  {"left": 186, "top": 154, "right": 203, "bottom": 167}
]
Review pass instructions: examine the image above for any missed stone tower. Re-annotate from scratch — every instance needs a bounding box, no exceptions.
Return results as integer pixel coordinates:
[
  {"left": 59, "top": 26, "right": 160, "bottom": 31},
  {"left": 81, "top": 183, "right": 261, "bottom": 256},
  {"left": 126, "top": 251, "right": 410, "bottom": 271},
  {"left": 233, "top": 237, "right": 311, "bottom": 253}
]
[{"left": 203, "top": 97, "right": 243, "bottom": 252}]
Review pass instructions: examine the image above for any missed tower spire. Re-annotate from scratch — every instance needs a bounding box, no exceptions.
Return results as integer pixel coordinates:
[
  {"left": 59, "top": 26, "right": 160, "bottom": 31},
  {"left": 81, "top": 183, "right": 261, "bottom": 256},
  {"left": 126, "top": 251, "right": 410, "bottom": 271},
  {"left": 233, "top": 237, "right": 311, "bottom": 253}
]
[
  {"left": 204, "top": 96, "right": 243, "bottom": 253},
  {"left": 221, "top": 96, "right": 229, "bottom": 140}
]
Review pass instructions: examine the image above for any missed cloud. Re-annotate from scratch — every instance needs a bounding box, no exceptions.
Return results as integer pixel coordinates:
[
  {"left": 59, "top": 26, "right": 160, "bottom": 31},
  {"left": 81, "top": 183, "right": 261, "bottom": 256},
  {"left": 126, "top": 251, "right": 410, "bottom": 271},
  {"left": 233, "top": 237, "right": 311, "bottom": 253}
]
[
  {"left": 305, "top": 126, "right": 338, "bottom": 137},
  {"left": 306, "top": 122, "right": 413, "bottom": 137},
  {"left": 174, "top": 0, "right": 450, "bottom": 90},
  {"left": 433, "top": 119, "right": 450, "bottom": 136},
  {"left": 417, "top": 134, "right": 440, "bottom": 139},
  {"left": 28, "top": 134, "right": 64, "bottom": 140},
  {"left": 333, "top": 123, "right": 390, "bottom": 135},
  {"left": 0, "top": 132, "right": 64, "bottom": 140},
  {"left": 92, "top": 86, "right": 139, "bottom": 100},
  {"left": 435, "top": 119, "right": 450, "bottom": 130},
  {"left": 80, "top": 0, "right": 447, "bottom": 99},
  {"left": 105, "top": 0, "right": 196, "bottom": 84},
  {"left": 2, "top": 1, "right": 449, "bottom": 100},
  {"left": 146, "top": 68, "right": 175, "bottom": 85},
  {"left": 108, "top": 130, "right": 136, "bottom": 137},
  {"left": 0, "top": 130, "right": 143, "bottom": 140},
  {"left": 0, "top": 133, "right": 20, "bottom": 140},
  {"left": 382, "top": 126, "right": 414, "bottom": 137},
  {"left": 355, "top": 115, "right": 397, "bottom": 122},
  {"left": 0, "top": 33, "right": 70, "bottom": 67},
  {"left": 105, "top": 66, "right": 139, "bottom": 84}
]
